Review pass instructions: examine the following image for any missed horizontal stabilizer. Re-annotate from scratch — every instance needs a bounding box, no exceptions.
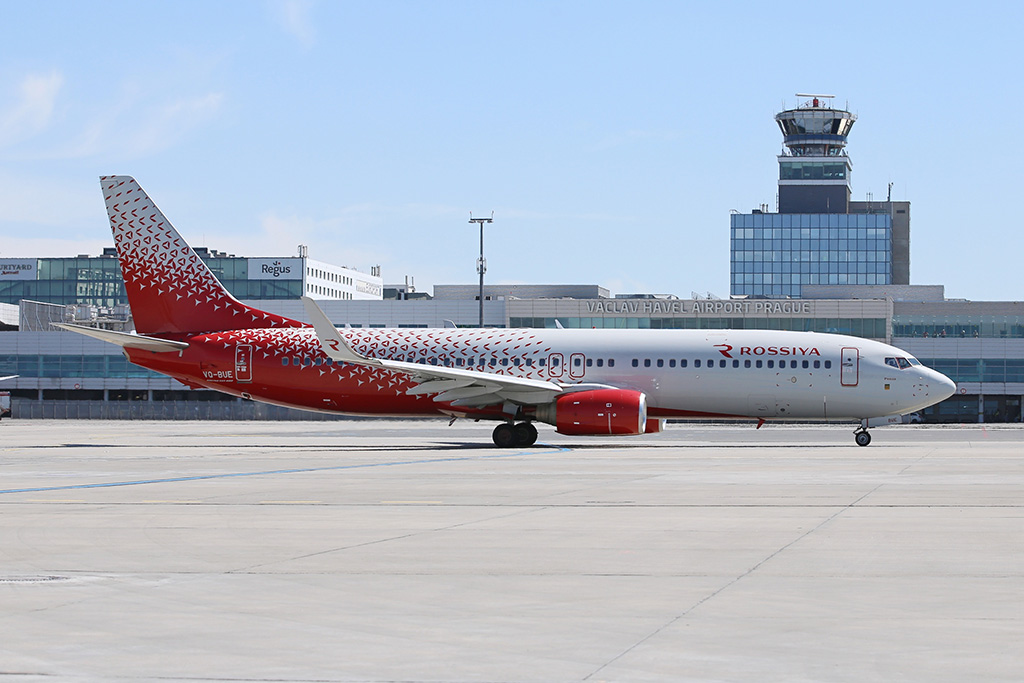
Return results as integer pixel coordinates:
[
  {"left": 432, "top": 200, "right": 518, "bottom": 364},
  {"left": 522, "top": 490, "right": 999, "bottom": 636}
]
[{"left": 53, "top": 323, "right": 189, "bottom": 353}]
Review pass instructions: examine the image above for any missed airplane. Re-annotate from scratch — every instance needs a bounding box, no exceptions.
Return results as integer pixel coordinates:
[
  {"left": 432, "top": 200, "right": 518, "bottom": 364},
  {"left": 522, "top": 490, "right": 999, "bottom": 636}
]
[
  {"left": 0, "top": 376, "right": 17, "bottom": 381},
  {"left": 55, "top": 176, "right": 956, "bottom": 447}
]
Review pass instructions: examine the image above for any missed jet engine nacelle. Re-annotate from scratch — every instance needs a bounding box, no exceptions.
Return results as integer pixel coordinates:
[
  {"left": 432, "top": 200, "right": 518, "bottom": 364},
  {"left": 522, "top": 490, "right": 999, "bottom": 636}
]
[{"left": 535, "top": 389, "right": 647, "bottom": 436}]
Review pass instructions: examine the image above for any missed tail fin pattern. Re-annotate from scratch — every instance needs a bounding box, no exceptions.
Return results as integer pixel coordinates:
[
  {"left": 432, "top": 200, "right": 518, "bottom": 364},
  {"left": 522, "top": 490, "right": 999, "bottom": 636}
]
[{"left": 101, "top": 176, "right": 306, "bottom": 336}]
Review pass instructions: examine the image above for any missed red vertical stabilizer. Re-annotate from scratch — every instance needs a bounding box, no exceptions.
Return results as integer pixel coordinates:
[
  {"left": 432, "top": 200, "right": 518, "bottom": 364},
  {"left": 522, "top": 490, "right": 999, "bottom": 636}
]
[{"left": 101, "top": 176, "right": 307, "bottom": 336}]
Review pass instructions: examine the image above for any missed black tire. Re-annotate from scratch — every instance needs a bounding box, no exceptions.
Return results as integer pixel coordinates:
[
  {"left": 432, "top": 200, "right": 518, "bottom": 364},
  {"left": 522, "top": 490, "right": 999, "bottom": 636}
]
[
  {"left": 855, "top": 431, "right": 871, "bottom": 447},
  {"left": 514, "top": 422, "right": 538, "bottom": 447},
  {"left": 492, "top": 423, "right": 517, "bottom": 447}
]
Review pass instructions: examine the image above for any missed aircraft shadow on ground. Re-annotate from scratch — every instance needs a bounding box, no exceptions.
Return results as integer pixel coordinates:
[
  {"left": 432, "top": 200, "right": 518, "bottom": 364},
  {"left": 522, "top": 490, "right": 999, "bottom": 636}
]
[{"left": 30, "top": 441, "right": 867, "bottom": 452}]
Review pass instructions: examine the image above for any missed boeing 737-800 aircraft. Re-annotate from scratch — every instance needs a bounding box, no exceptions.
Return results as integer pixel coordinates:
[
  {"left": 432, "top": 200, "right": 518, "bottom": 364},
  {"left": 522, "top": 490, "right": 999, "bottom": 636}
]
[{"left": 56, "top": 176, "right": 956, "bottom": 447}]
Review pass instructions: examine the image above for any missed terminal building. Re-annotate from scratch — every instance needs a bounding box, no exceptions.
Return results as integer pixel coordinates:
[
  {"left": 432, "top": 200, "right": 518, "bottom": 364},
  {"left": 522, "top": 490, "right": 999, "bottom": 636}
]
[
  {"left": 0, "top": 245, "right": 383, "bottom": 309},
  {"left": 0, "top": 96, "right": 1022, "bottom": 423}
]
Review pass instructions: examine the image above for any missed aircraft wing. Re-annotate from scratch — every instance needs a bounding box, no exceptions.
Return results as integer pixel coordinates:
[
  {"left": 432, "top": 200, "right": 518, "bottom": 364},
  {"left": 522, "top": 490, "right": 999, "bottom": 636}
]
[
  {"left": 52, "top": 323, "right": 190, "bottom": 353},
  {"left": 0, "top": 375, "right": 17, "bottom": 381},
  {"left": 302, "top": 297, "right": 576, "bottom": 408}
]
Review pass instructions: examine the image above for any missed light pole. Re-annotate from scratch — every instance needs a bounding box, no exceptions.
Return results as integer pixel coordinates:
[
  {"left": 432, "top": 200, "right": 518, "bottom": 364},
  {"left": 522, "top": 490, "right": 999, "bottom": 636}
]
[{"left": 469, "top": 212, "right": 493, "bottom": 328}]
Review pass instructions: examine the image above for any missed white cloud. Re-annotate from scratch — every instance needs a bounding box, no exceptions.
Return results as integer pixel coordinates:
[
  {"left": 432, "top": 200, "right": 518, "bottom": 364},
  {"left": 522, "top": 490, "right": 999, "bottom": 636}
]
[
  {"left": 0, "top": 171, "right": 98, "bottom": 229},
  {"left": 272, "top": 0, "right": 316, "bottom": 48},
  {"left": 0, "top": 71, "right": 64, "bottom": 148},
  {"left": 125, "top": 92, "right": 225, "bottom": 157},
  {"left": 246, "top": 211, "right": 388, "bottom": 269}
]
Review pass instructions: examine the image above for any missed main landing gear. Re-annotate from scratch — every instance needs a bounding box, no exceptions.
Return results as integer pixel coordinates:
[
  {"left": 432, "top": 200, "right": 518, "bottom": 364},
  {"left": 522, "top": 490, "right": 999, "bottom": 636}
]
[
  {"left": 854, "top": 427, "right": 872, "bottom": 447},
  {"left": 492, "top": 422, "right": 539, "bottom": 448}
]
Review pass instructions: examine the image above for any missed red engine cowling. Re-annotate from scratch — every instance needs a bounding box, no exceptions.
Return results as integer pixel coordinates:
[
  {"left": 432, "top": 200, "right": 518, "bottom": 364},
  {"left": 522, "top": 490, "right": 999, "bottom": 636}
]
[{"left": 535, "top": 389, "right": 647, "bottom": 436}]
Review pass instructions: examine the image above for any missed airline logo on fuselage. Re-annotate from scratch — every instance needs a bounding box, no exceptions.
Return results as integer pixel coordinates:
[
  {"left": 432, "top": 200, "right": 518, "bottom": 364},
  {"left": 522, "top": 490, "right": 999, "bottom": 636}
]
[{"left": 714, "top": 343, "right": 820, "bottom": 359}]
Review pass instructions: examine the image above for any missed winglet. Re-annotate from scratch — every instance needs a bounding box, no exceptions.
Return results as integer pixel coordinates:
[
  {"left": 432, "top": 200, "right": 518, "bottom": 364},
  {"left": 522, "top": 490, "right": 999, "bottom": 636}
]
[{"left": 301, "top": 297, "right": 377, "bottom": 365}]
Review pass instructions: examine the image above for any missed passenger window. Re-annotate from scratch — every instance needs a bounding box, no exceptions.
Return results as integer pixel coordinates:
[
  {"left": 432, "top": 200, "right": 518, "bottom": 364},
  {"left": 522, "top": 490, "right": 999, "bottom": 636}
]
[
  {"left": 586, "top": 358, "right": 592, "bottom": 367},
  {"left": 538, "top": 358, "right": 545, "bottom": 367},
  {"left": 680, "top": 359, "right": 687, "bottom": 368},
  {"left": 824, "top": 360, "right": 832, "bottom": 369},
  {"left": 501, "top": 358, "right": 508, "bottom": 366},
  {"left": 744, "top": 360, "right": 751, "bottom": 368},
  {"left": 767, "top": 360, "right": 774, "bottom": 368},
  {"left": 802, "top": 360, "right": 809, "bottom": 369},
  {"left": 456, "top": 358, "right": 464, "bottom": 366},
  {"left": 813, "top": 360, "right": 820, "bottom": 369},
  {"left": 282, "top": 357, "right": 289, "bottom": 366},
  {"left": 720, "top": 359, "right": 727, "bottom": 368},
  {"left": 526, "top": 358, "right": 533, "bottom": 367},
  {"left": 489, "top": 358, "right": 497, "bottom": 367},
  {"left": 608, "top": 359, "right": 615, "bottom": 367},
  {"left": 695, "top": 359, "right": 702, "bottom": 368},
  {"left": 656, "top": 359, "right": 664, "bottom": 368},
  {"left": 644, "top": 359, "right": 651, "bottom": 367},
  {"left": 756, "top": 360, "right": 762, "bottom": 368},
  {"left": 596, "top": 358, "right": 604, "bottom": 367},
  {"left": 706, "top": 359, "right": 714, "bottom": 368},
  {"left": 632, "top": 359, "right": 639, "bottom": 367},
  {"left": 573, "top": 357, "right": 581, "bottom": 367},
  {"left": 513, "top": 358, "right": 521, "bottom": 366},
  {"left": 669, "top": 359, "right": 676, "bottom": 368},
  {"left": 732, "top": 360, "right": 739, "bottom": 368}
]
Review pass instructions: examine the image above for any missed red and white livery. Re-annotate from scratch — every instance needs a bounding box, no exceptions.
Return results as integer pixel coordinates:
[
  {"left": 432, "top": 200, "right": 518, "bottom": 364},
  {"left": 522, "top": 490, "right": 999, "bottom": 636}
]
[{"left": 57, "top": 176, "right": 956, "bottom": 447}]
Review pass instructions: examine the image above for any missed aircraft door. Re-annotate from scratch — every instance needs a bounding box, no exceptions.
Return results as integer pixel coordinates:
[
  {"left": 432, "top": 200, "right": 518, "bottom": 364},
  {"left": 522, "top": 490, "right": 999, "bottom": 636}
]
[
  {"left": 235, "top": 344, "right": 253, "bottom": 383},
  {"left": 569, "top": 353, "right": 586, "bottom": 380},
  {"left": 840, "top": 347, "right": 859, "bottom": 387},
  {"left": 548, "top": 353, "right": 564, "bottom": 379}
]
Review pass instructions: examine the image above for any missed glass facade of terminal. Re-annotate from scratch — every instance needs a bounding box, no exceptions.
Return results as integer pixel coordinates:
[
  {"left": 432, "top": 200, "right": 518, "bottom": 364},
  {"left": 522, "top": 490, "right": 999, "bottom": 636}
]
[
  {"left": 0, "top": 256, "right": 302, "bottom": 307},
  {"left": 730, "top": 213, "right": 892, "bottom": 298},
  {"left": 509, "top": 316, "right": 887, "bottom": 338},
  {"left": 1, "top": 354, "right": 161, "bottom": 379},
  {"left": 892, "top": 315, "right": 1024, "bottom": 339}
]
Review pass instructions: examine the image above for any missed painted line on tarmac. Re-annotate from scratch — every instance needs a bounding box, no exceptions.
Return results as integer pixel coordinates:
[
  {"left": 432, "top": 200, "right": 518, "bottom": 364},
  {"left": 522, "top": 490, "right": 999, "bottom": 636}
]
[{"left": 0, "top": 444, "right": 570, "bottom": 496}]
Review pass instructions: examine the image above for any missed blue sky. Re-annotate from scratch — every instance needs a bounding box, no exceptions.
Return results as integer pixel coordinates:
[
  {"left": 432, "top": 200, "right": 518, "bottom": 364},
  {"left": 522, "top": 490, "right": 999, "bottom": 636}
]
[{"left": 1, "top": 1, "right": 1021, "bottom": 300}]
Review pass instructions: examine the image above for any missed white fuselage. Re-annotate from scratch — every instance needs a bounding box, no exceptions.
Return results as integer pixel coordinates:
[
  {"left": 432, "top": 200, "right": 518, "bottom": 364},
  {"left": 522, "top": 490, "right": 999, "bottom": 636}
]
[{"left": 362, "top": 327, "right": 955, "bottom": 421}]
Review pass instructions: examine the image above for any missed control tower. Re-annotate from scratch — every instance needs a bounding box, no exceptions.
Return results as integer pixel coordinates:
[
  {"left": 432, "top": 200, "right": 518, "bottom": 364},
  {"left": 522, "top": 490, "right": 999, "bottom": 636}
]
[
  {"left": 775, "top": 94, "right": 856, "bottom": 213},
  {"left": 730, "top": 94, "right": 910, "bottom": 298}
]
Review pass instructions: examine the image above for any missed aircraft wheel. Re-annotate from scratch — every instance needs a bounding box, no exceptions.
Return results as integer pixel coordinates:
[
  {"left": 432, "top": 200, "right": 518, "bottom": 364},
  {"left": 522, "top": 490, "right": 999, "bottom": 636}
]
[
  {"left": 514, "top": 422, "right": 538, "bottom": 447},
  {"left": 492, "top": 423, "right": 517, "bottom": 448},
  {"left": 855, "top": 431, "right": 871, "bottom": 447}
]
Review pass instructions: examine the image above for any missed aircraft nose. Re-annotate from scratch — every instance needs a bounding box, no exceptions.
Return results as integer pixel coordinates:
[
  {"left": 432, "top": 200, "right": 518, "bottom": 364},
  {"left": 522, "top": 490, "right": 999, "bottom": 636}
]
[{"left": 934, "top": 369, "right": 956, "bottom": 400}]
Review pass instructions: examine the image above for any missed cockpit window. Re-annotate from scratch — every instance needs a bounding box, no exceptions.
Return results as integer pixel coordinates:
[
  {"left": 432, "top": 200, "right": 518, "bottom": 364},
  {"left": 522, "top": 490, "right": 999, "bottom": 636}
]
[
  {"left": 885, "top": 357, "right": 899, "bottom": 368},
  {"left": 907, "top": 357, "right": 922, "bottom": 366},
  {"left": 897, "top": 358, "right": 912, "bottom": 369}
]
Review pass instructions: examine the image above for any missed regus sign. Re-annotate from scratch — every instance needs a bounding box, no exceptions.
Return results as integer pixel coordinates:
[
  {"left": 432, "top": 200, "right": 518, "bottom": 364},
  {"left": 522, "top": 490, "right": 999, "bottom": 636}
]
[{"left": 248, "top": 258, "right": 302, "bottom": 280}]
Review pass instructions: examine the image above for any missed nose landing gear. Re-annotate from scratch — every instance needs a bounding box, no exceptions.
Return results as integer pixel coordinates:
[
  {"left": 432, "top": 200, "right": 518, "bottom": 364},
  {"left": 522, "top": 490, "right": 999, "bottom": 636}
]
[
  {"left": 854, "top": 427, "right": 872, "bottom": 447},
  {"left": 492, "top": 422, "right": 539, "bottom": 447}
]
